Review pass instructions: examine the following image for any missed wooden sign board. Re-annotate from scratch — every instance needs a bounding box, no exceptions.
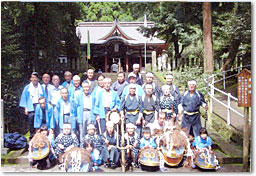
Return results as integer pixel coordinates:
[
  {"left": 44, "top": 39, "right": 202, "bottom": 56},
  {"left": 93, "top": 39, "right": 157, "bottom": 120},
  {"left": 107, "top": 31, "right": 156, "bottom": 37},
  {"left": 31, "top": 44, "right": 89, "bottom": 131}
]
[{"left": 236, "top": 69, "right": 251, "bottom": 107}]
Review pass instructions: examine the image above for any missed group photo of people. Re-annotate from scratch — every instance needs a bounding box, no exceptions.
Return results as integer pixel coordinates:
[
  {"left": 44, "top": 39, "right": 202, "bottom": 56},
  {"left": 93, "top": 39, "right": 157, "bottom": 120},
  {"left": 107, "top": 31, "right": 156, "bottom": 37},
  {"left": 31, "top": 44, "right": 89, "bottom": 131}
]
[{"left": 19, "top": 63, "right": 220, "bottom": 172}]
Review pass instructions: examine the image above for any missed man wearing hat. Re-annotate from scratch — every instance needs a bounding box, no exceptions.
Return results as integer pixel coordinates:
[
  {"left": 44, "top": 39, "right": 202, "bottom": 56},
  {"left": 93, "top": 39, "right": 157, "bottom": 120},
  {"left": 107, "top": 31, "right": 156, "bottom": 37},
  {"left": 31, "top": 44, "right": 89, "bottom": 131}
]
[
  {"left": 161, "top": 73, "right": 181, "bottom": 105},
  {"left": 121, "top": 72, "right": 145, "bottom": 100},
  {"left": 19, "top": 72, "right": 48, "bottom": 140},
  {"left": 120, "top": 84, "right": 144, "bottom": 137},
  {"left": 127, "top": 64, "right": 143, "bottom": 86},
  {"left": 142, "top": 72, "right": 161, "bottom": 98},
  {"left": 179, "top": 80, "right": 208, "bottom": 137},
  {"left": 103, "top": 121, "right": 120, "bottom": 168},
  {"left": 81, "top": 123, "right": 109, "bottom": 167}
]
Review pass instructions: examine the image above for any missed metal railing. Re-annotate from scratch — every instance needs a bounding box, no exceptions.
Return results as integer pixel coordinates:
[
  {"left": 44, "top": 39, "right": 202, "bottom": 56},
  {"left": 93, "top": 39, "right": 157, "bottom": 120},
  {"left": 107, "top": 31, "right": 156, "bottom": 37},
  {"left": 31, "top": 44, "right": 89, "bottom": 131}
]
[{"left": 205, "top": 65, "right": 251, "bottom": 126}]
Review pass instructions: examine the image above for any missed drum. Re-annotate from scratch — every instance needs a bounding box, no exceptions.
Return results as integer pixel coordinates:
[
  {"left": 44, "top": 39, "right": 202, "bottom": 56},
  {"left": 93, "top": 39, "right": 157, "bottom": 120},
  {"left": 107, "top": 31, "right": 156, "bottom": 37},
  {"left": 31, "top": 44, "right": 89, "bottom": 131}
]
[
  {"left": 160, "top": 127, "right": 190, "bottom": 167},
  {"left": 61, "top": 147, "right": 91, "bottom": 172},
  {"left": 30, "top": 133, "right": 50, "bottom": 160},
  {"left": 195, "top": 149, "right": 218, "bottom": 170},
  {"left": 106, "top": 110, "right": 121, "bottom": 125},
  {"left": 139, "top": 147, "right": 160, "bottom": 171}
]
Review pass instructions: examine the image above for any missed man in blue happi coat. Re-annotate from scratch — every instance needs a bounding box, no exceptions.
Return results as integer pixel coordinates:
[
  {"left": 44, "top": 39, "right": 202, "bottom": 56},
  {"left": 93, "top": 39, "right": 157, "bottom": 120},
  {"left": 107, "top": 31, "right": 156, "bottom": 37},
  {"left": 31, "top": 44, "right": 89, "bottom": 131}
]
[
  {"left": 62, "top": 71, "right": 74, "bottom": 89},
  {"left": 19, "top": 72, "right": 48, "bottom": 139},
  {"left": 73, "top": 81, "right": 94, "bottom": 142},
  {"left": 94, "top": 78, "right": 120, "bottom": 134},
  {"left": 34, "top": 97, "right": 55, "bottom": 135},
  {"left": 121, "top": 72, "right": 145, "bottom": 100},
  {"left": 56, "top": 87, "right": 76, "bottom": 134},
  {"left": 85, "top": 69, "right": 98, "bottom": 93},
  {"left": 68, "top": 75, "right": 83, "bottom": 102},
  {"left": 179, "top": 80, "right": 208, "bottom": 137}
]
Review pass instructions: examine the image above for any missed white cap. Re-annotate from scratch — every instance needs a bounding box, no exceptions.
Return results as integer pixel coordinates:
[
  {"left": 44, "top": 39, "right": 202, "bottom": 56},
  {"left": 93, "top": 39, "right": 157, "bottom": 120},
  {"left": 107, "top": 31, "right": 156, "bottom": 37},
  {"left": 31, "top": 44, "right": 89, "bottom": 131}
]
[
  {"left": 126, "top": 123, "right": 136, "bottom": 129},
  {"left": 188, "top": 80, "right": 197, "bottom": 85},
  {"left": 133, "top": 64, "right": 140, "bottom": 68},
  {"left": 166, "top": 74, "right": 173, "bottom": 79},
  {"left": 87, "top": 123, "right": 96, "bottom": 130},
  {"left": 128, "top": 72, "right": 136, "bottom": 78},
  {"left": 106, "top": 121, "right": 114, "bottom": 128},
  {"left": 63, "top": 123, "right": 71, "bottom": 129},
  {"left": 146, "top": 72, "right": 154, "bottom": 77}
]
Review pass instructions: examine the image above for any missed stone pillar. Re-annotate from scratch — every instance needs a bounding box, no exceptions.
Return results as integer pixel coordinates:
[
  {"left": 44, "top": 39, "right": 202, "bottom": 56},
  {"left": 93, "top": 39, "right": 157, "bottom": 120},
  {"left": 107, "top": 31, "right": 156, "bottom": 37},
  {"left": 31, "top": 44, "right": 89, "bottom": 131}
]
[
  {"left": 172, "top": 57, "right": 176, "bottom": 70},
  {"left": 125, "top": 56, "right": 129, "bottom": 72},
  {"left": 152, "top": 51, "right": 157, "bottom": 72},
  {"left": 1, "top": 99, "right": 4, "bottom": 148},
  {"left": 140, "top": 56, "right": 143, "bottom": 71},
  {"left": 105, "top": 55, "right": 108, "bottom": 72},
  {"left": 80, "top": 51, "right": 87, "bottom": 72}
]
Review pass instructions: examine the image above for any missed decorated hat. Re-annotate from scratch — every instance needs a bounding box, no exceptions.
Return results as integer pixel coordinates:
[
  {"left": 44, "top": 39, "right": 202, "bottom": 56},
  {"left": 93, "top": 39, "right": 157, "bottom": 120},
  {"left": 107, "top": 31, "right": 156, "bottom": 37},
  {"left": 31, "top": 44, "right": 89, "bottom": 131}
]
[
  {"left": 126, "top": 123, "right": 136, "bottom": 129},
  {"left": 128, "top": 72, "right": 136, "bottom": 78},
  {"left": 87, "top": 123, "right": 96, "bottom": 130},
  {"left": 106, "top": 121, "right": 114, "bottom": 128}
]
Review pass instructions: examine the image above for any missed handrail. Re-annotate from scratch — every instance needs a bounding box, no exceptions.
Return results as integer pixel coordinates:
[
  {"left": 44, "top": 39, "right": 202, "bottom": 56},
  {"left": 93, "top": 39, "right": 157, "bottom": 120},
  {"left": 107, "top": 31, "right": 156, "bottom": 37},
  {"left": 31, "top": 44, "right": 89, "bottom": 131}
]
[{"left": 204, "top": 65, "right": 251, "bottom": 126}]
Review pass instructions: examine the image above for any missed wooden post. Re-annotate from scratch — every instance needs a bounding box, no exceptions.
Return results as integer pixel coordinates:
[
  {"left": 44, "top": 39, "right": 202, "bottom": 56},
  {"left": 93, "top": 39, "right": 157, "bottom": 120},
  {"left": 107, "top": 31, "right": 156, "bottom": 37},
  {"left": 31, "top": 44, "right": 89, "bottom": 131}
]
[
  {"left": 1, "top": 99, "right": 4, "bottom": 148},
  {"left": 105, "top": 55, "right": 108, "bottom": 72},
  {"left": 152, "top": 51, "right": 157, "bottom": 72},
  {"left": 121, "top": 118, "right": 125, "bottom": 172},
  {"left": 140, "top": 56, "right": 142, "bottom": 71},
  {"left": 242, "top": 107, "right": 250, "bottom": 171}
]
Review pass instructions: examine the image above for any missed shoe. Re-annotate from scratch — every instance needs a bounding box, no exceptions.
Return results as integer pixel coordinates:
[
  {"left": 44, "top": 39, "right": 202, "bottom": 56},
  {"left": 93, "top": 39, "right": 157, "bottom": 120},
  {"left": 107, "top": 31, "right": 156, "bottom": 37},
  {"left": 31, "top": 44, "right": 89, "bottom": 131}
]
[
  {"left": 131, "top": 162, "right": 138, "bottom": 168},
  {"left": 191, "top": 164, "right": 196, "bottom": 169},
  {"left": 160, "top": 167, "right": 167, "bottom": 172},
  {"left": 110, "top": 162, "right": 116, "bottom": 169},
  {"left": 104, "top": 162, "right": 109, "bottom": 168}
]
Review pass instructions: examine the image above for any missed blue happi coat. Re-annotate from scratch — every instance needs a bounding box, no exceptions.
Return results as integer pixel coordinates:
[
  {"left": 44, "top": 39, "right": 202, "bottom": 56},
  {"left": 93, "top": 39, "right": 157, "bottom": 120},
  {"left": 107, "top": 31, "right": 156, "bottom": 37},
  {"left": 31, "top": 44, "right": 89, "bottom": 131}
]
[
  {"left": 121, "top": 84, "right": 145, "bottom": 100},
  {"left": 68, "top": 85, "right": 83, "bottom": 101},
  {"left": 193, "top": 136, "right": 212, "bottom": 149},
  {"left": 55, "top": 98, "right": 76, "bottom": 130},
  {"left": 139, "top": 137, "right": 157, "bottom": 149},
  {"left": 91, "top": 86, "right": 104, "bottom": 120},
  {"left": 34, "top": 103, "right": 55, "bottom": 129},
  {"left": 73, "top": 91, "right": 95, "bottom": 124},
  {"left": 61, "top": 80, "right": 74, "bottom": 88},
  {"left": 19, "top": 83, "right": 48, "bottom": 112},
  {"left": 94, "top": 88, "right": 120, "bottom": 119}
]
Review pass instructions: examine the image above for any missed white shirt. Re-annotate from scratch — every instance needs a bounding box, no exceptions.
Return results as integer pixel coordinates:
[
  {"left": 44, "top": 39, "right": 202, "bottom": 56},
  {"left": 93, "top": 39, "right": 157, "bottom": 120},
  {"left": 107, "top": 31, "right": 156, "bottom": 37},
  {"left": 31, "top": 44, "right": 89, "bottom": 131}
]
[
  {"left": 103, "top": 90, "right": 112, "bottom": 108},
  {"left": 50, "top": 85, "right": 63, "bottom": 105},
  {"left": 111, "top": 64, "right": 118, "bottom": 72},
  {"left": 62, "top": 100, "right": 71, "bottom": 114},
  {"left": 83, "top": 93, "right": 92, "bottom": 109},
  {"left": 32, "top": 85, "right": 40, "bottom": 104},
  {"left": 148, "top": 120, "right": 167, "bottom": 134}
]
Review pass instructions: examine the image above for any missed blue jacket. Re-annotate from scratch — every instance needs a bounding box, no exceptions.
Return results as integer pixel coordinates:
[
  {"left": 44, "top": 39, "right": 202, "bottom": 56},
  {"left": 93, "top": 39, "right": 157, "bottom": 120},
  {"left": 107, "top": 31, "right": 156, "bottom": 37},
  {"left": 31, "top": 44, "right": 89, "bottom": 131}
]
[
  {"left": 91, "top": 86, "right": 104, "bottom": 120},
  {"left": 94, "top": 88, "right": 120, "bottom": 119},
  {"left": 121, "top": 84, "right": 145, "bottom": 100},
  {"left": 73, "top": 92, "right": 95, "bottom": 123},
  {"left": 19, "top": 83, "right": 47, "bottom": 112},
  {"left": 55, "top": 98, "right": 76, "bottom": 130},
  {"left": 139, "top": 137, "right": 157, "bottom": 149},
  {"left": 61, "top": 80, "right": 74, "bottom": 88},
  {"left": 34, "top": 103, "right": 55, "bottom": 129},
  {"left": 193, "top": 136, "right": 212, "bottom": 149},
  {"left": 68, "top": 85, "right": 83, "bottom": 101}
]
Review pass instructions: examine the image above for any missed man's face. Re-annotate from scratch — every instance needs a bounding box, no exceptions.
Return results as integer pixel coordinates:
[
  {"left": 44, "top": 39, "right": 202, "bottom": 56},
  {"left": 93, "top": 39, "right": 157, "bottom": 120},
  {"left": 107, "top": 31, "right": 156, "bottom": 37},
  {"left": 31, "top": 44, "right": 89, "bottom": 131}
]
[
  {"left": 41, "top": 130, "right": 48, "bottom": 137},
  {"left": 98, "top": 76, "right": 105, "bottom": 88},
  {"left": 63, "top": 127, "right": 71, "bottom": 135},
  {"left": 30, "top": 75, "right": 39, "bottom": 85},
  {"left": 129, "top": 77, "right": 136, "bottom": 84},
  {"left": 166, "top": 78, "right": 173, "bottom": 85},
  {"left": 145, "top": 86, "right": 153, "bottom": 95},
  {"left": 127, "top": 128, "right": 135, "bottom": 135},
  {"left": 129, "top": 86, "right": 136, "bottom": 95},
  {"left": 163, "top": 87, "right": 170, "bottom": 96},
  {"left": 146, "top": 76, "right": 153, "bottom": 84},
  {"left": 73, "top": 79, "right": 80, "bottom": 88},
  {"left": 42, "top": 74, "right": 50, "bottom": 85},
  {"left": 87, "top": 70, "right": 94, "bottom": 79},
  {"left": 64, "top": 74, "right": 72, "bottom": 82},
  {"left": 82, "top": 83, "right": 90, "bottom": 94},
  {"left": 158, "top": 115, "right": 166, "bottom": 126},
  {"left": 104, "top": 81, "right": 111, "bottom": 91},
  {"left": 52, "top": 76, "right": 60, "bottom": 87},
  {"left": 133, "top": 67, "right": 139, "bottom": 74},
  {"left": 143, "top": 132, "right": 151, "bottom": 140},
  {"left": 118, "top": 74, "right": 125, "bottom": 83},
  {"left": 106, "top": 126, "right": 114, "bottom": 134},
  {"left": 86, "top": 145, "right": 93, "bottom": 152},
  {"left": 60, "top": 89, "right": 68, "bottom": 101},
  {"left": 200, "top": 133, "right": 207, "bottom": 140},
  {"left": 188, "top": 84, "right": 196, "bottom": 91},
  {"left": 39, "top": 98, "right": 46, "bottom": 109},
  {"left": 88, "top": 129, "right": 95, "bottom": 135}
]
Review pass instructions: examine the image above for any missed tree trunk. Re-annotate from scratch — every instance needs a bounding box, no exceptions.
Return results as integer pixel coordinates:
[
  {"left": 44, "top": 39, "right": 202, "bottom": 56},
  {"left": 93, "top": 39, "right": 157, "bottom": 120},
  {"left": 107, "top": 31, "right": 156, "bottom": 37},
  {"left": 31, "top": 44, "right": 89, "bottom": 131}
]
[
  {"left": 203, "top": 2, "right": 214, "bottom": 74},
  {"left": 221, "top": 39, "right": 240, "bottom": 71}
]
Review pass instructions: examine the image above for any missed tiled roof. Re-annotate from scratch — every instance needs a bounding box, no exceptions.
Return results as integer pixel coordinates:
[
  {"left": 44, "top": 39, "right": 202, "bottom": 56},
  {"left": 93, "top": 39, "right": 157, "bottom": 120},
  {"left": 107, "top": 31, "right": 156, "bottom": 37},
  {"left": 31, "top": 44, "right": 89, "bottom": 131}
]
[{"left": 76, "top": 21, "right": 166, "bottom": 45}]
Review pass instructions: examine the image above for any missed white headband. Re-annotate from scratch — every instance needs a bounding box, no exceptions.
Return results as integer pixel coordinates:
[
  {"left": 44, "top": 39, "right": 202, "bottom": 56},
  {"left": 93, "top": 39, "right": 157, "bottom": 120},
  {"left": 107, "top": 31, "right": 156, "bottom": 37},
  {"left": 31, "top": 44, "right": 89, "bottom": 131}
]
[
  {"left": 63, "top": 124, "right": 71, "bottom": 129},
  {"left": 188, "top": 80, "right": 197, "bottom": 85},
  {"left": 166, "top": 75, "right": 173, "bottom": 79},
  {"left": 146, "top": 72, "right": 154, "bottom": 77}
]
